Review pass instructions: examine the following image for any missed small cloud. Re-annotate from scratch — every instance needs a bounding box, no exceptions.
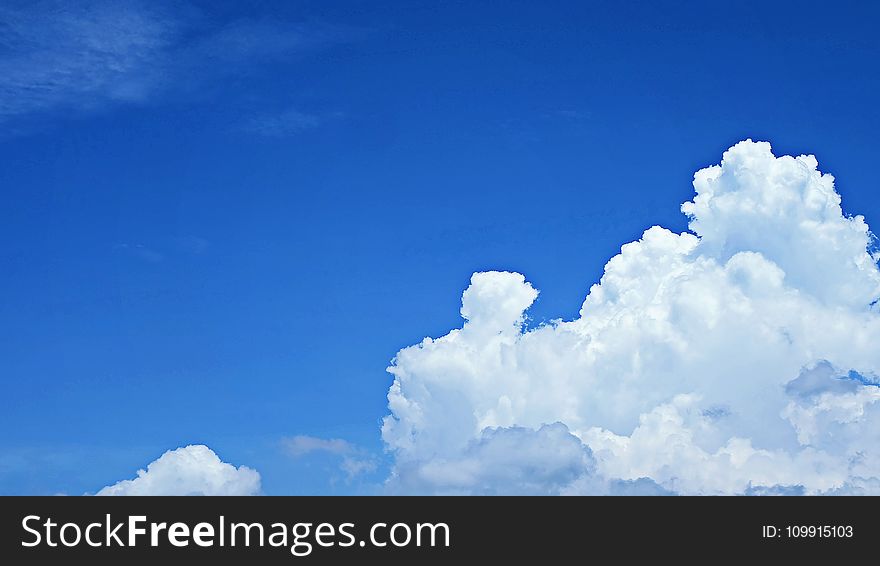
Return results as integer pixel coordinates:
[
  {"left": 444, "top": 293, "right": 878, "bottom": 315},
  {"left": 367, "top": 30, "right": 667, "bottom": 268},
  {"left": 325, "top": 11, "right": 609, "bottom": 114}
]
[
  {"left": 176, "top": 235, "right": 210, "bottom": 254},
  {"left": 340, "top": 457, "right": 377, "bottom": 478},
  {"left": 113, "top": 243, "right": 164, "bottom": 263},
  {"left": 284, "top": 435, "right": 353, "bottom": 457},
  {"left": 282, "top": 435, "right": 377, "bottom": 480},
  {"left": 95, "top": 445, "right": 261, "bottom": 496},
  {"left": 554, "top": 109, "right": 588, "bottom": 119},
  {"left": 242, "top": 109, "right": 321, "bottom": 137}
]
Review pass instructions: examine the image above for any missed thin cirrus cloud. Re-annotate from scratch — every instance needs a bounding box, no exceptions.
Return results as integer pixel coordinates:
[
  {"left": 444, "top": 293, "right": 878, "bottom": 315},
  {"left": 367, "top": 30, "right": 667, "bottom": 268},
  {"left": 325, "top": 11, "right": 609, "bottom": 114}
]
[
  {"left": 112, "top": 236, "right": 210, "bottom": 263},
  {"left": 0, "top": 1, "right": 359, "bottom": 124},
  {"left": 242, "top": 109, "right": 322, "bottom": 137},
  {"left": 282, "top": 435, "right": 378, "bottom": 480},
  {"left": 95, "top": 445, "right": 261, "bottom": 496},
  {"left": 112, "top": 243, "right": 165, "bottom": 263},
  {"left": 241, "top": 109, "right": 347, "bottom": 137},
  {"left": 382, "top": 140, "right": 880, "bottom": 495}
]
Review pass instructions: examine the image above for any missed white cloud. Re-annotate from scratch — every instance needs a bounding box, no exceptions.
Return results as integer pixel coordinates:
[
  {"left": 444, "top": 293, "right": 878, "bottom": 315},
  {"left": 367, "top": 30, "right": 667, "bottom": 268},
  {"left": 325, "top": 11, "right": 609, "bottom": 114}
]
[
  {"left": 284, "top": 435, "right": 355, "bottom": 457},
  {"left": 282, "top": 435, "right": 377, "bottom": 480},
  {"left": 243, "top": 109, "right": 321, "bottom": 137},
  {"left": 383, "top": 140, "right": 880, "bottom": 495},
  {"left": 0, "top": 2, "right": 360, "bottom": 124},
  {"left": 0, "top": 1, "right": 176, "bottom": 120},
  {"left": 95, "top": 445, "right": 261, "bottom": 496},
  {"left": 388, "top": 423, "right": 596, "bottom": 495}
]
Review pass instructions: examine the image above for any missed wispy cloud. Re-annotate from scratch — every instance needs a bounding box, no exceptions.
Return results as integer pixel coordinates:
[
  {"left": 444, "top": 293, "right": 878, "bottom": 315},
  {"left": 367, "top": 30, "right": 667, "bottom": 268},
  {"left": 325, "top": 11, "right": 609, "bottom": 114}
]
[
  {"left": 0, "top": 1, "right": 360, "bottom": 125},
  {"left": 552, "top": 109, "right": 589, "bottom": 120},
  {"left": 187, "top": 18, "right": 356, "bottom": 64},
  {"left": 113, "top": 242, "right": 164, "bottom": 263},
  {"left": 0, "top": 1, "right": 176, "bottom": 120},
  {"left": 113, "top": 235, "right": 209, "bottom": 262},
  {"left": 242, "top": 109, "right": 322, "bottom": 137},
  {"left": 282, "top": 435, "right": 377, "bottom": 480},
  {"left": 175, "top": 235, "right": 210, "bottom": 255}
]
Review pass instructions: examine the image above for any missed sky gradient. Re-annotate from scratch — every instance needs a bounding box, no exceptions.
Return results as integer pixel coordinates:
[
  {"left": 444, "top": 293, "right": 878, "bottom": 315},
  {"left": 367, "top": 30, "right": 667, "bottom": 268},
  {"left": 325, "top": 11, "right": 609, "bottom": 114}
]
[{"left": 2, "top": 0, "right": 880, "bottom": 495}]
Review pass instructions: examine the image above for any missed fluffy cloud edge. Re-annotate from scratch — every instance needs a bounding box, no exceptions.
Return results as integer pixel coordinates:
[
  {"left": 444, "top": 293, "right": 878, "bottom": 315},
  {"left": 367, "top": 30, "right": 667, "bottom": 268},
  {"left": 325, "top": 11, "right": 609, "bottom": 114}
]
[
  {"left": 382, "top": 139, "right": 880, "bottom": 495},
  {"left": 95, "top": 445, "right": 261, "bottom": 496}
]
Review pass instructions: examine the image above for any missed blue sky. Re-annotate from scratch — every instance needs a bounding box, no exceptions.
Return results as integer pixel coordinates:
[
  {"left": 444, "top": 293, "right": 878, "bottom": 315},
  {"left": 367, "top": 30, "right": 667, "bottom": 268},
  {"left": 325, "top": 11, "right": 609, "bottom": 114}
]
[{"left": 2, "top": 0, "right": 880, "bottom": 495}]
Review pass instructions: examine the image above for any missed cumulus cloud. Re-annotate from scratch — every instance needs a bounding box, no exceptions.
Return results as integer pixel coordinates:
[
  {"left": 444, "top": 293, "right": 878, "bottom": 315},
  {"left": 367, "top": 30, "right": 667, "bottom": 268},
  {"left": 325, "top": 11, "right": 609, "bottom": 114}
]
[
  {"left": 96, "top": 445, "right": 261, "bottom": 496},
  {"left": 382, "top": 140, "right": 880, "bottom": 495},
  {"left": 283, "top": 435, "right": 377, "bottom": 480},
  {"left": 389, "top": 423, "right": 596, "bottom": 495}
]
